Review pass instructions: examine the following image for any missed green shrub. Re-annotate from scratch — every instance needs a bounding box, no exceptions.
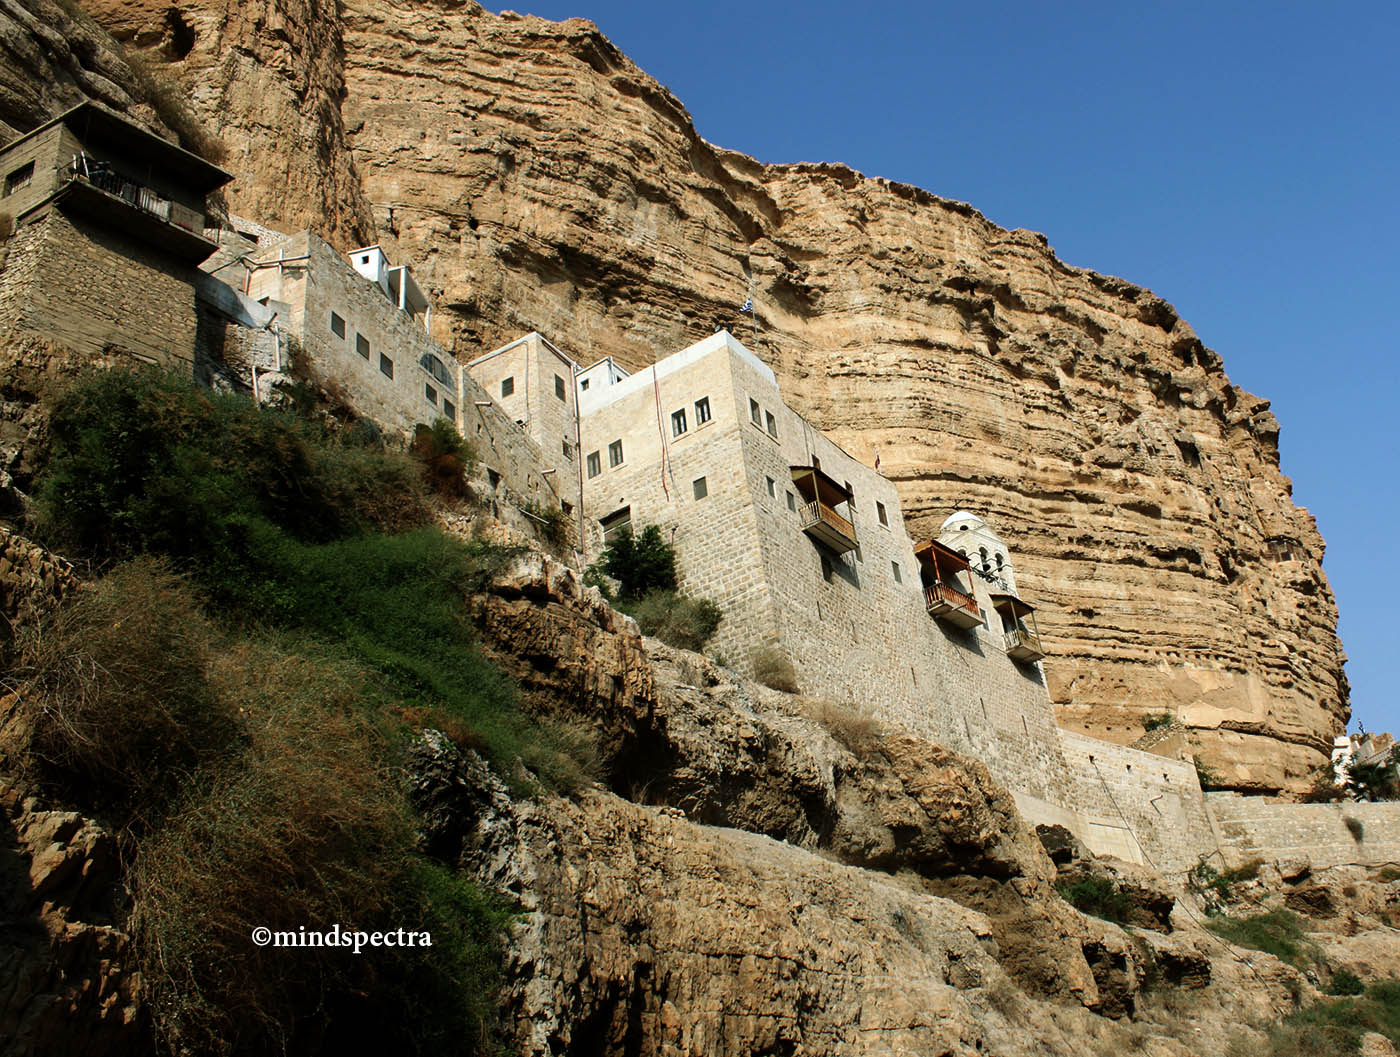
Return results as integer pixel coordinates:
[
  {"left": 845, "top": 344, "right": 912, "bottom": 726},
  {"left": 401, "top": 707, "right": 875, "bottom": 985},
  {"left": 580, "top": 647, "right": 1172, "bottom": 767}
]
[
  {"left": 1056, "top": 875, "right": 1134, "bottom": 924},
  {"left": 1142, "top": 712, "right": 1175, "bottom": 732},
  {"left": 1351, "top": 752, "right": 1399, "bottom": 801},
  {"left": 1207, "top": 908, "right": 1316, "bottom": 967},
  {"left": 622, "top": 589, "right": 722, "bottom": 651},
  {"left": 751, "top": 644, "right": 799, "bottom": 693},
  {"left": 597, "top": 525, "right": 676, "bottom": 601},
  {"left": 519, "top": 499, "right": 568, "bottom": 547},
  {"left": 411, "top": 418, "right": 476, "bottom": 498},
  {"left": 36, "top": 367, "right": 427, "bottom": 558},
  {"left": 1329, "top": 968, "right": 1366, "bottom": 996}
]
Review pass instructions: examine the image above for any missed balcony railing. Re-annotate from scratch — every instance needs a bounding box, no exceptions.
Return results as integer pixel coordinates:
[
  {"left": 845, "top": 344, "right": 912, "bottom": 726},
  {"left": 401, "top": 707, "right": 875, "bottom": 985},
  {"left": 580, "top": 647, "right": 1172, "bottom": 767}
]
[
  {"left": 1005, "top": 626, "right": 1045, "bottom": 663},
  {"left": 924, "top": 580, "right": 982, "bottom": 629},
  {"left": 799, "top": 500, "right": 857, "bottom": 552},
  {"left": 68, "top": 156, "right": 204, "bottom": 233}
]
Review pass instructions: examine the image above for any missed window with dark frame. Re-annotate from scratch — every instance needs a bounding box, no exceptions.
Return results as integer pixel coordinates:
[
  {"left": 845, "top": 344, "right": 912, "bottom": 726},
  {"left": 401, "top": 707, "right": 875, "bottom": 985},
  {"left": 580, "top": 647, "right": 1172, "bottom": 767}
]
[
  {"left": 379, "top": 353, "right": 393, "bottom": 379},
  {"left": 600, "top": 506, "right": 632, "bottom": 542},
  {"left": 765, "top": 410, "right": 778, "bottom": 438},
  {"left": 608, "top": 439, "right": 624, "bottom": 467},
  {"left": 692, "top": 477, "right": 708, "bottom": 500},
  {"left": 786, "top": 490, "right": 796, "bottom": 512},
  {"left": 671, "top": 408, "right": 687, "bottom": 437},
  {"left": 443, "top": 399, "right": 456, "bottom": 421},
  {"left": 750, "top": 398, "right": 761, "bottom": 425},
  {"left": 330, "top": 312, "right": 346, "bottom": 339},
  {"left": 555, "top": 374, "right": 566, "bottom": 400},
  {"left": 586, "top": 451, "right": 601, "bottom": 478},
  {"left": 877, "top": 501, "right": 888, "bottom": 526},
  {"left": 892, "top": 561, "right": 902, "bottom": 583},
  {"left": 3, "top": 161, "right": 33, "bottom": 197},
  {"left": 695, "top": 397, "right": 711, "bottom": 425},
  {"left": 562, "top": 440, "right": 573, "bottom": 461},
  {"left": 356, "top": 333, "right": 370, "bottom": 359},
  {"left": 501, "top": 376, "right": 514, "bottom": 397},
  {"left": 766, "top": 476, "right": 776, "bottom": 497},
  {"left": 425, "top": 384, "right": 437, "bottom": 405}
]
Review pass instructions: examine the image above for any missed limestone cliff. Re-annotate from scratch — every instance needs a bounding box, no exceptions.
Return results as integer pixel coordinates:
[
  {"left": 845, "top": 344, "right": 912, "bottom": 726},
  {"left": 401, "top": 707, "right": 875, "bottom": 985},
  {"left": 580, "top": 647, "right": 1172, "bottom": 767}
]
[{"left": 24, "top": 0, "right": 1347, "bottom": 790}]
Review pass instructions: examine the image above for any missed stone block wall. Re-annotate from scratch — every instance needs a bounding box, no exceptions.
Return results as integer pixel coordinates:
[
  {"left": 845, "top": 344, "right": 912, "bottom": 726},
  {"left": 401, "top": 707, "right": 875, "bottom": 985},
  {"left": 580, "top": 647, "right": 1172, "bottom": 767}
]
[
  {"left": 1208, "top": 794, "right": 1400, "bottom": 870},
  {"left": 466, "top": 333, "right": 581, "bottom": 482},
  {"left": 0, "top": 209, "right": 198, "bottom": 366}
]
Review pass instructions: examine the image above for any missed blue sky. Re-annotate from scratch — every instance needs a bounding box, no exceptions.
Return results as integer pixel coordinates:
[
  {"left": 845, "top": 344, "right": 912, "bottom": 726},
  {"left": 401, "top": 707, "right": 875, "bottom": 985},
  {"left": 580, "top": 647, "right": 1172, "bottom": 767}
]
[{"left": 507, "top": 2, "right": 1399, "bottom": 734}]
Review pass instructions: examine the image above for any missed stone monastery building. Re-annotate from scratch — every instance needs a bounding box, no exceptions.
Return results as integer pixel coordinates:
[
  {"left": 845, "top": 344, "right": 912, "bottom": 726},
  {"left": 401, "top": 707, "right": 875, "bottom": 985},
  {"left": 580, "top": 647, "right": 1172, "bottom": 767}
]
[{"left": 2, "top": 108, "right": 1395, "bottom": 876}]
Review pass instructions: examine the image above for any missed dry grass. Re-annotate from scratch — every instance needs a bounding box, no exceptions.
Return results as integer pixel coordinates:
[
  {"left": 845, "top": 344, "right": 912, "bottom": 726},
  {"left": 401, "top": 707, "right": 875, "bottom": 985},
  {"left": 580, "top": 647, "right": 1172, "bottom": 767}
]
[
  {"left": 803, "top": 696, "right": 880, "bottom": 750},
  {"left": 750, "top": 644, "right": 799, "bottom": 693},
  {"left": 5, "top": 559, "right": 239, "bottom": 828}
]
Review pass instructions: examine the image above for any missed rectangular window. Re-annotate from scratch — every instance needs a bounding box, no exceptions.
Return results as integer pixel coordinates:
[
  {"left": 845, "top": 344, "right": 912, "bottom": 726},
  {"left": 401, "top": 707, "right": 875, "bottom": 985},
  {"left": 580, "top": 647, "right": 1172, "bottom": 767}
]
[
  {"left": 330, "top": 312, "right": 346, "bottom": 339},
  {"left": 671, "top": 408, "right": 687, "bottom": 437},
  {"left": 766, "top": 476, "right": 776, "bottom": 497},
  {"left": 555, "top": 374, "right": 566, "bottom": 401},
  {"left": 443, "top": 399, "right": 456, "bottom": 421},
  {"left": 766, "top": 410, "right": 778, "bottom": 438},
  {"left": 586, "top": 451, "right": 601, "bottom": 478},
  {"left": 877, "top": 501, "right": 888, "bottom": 526},
  {"left": 608, "top": 439, "right": 624, "bottom": 467},
  {"left": 379, "top": 353, "right": 393, "bottom": 379},
  {"left": 425, "top": 383, "right": 438, "bottom": 405},
  {"left": 580, "top": 377, "right": 590, "bottom": 391},
  {"left": 692, "top": 476, "right": 708, "bottom": 500},
  {"left": 600, "top": 506, "right": 631, "bottom": 542},
  {"left": 501, "top": 376, "right": 514, "bottom": 397},
  {"left": 3, "top": 161, "right": 33, "bottom": 197},
  {"left": 892, "top": 561, "right": 902, "bottom": 583},
  {"left": 786, "top": 490, "right": 796, "bottom": 512},
  {"left": 695, "top": 397, "right": 711, "bottom": 425},
  {"left": 750, "top": 398, "right": 762, "bottom": 426},
  {"left": 562, "top": 440, "right": 573, "bottom": 461},
  {"left": 356, "top": 333, "right": 369, "bottom": 358}
]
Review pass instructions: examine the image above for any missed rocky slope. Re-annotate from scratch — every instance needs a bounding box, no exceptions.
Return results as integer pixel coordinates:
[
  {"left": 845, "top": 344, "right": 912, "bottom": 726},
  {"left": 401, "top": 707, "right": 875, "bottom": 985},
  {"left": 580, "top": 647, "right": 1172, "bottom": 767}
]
[{"left": 15, "top": 0, "right": 1348, "bottom": 790}]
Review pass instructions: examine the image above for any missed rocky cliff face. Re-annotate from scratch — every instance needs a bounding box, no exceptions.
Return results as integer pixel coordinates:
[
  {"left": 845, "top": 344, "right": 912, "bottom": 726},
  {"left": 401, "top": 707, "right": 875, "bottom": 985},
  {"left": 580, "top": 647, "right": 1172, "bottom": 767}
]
[{"left": 27, "top": 0, "right": 1348, "bottom": 790}]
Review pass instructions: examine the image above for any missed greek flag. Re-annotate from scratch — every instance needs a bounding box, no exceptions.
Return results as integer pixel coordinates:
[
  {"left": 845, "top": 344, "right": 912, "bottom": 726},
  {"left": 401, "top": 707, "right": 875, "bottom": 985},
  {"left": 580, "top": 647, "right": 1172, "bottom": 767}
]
[{"left": 739, "top": 298, "right": 753, "bottom": 313}]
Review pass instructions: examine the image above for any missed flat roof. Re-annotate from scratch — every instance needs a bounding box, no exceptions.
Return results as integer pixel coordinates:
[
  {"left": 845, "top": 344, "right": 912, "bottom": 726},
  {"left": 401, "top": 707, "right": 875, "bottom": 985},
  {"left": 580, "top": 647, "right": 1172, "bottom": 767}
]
[
  {"left": 578, "top": 330, "right": 776, "bottom": 417},
  {"left": 2, "top": 101, "right": 232, "bottom": 192}
]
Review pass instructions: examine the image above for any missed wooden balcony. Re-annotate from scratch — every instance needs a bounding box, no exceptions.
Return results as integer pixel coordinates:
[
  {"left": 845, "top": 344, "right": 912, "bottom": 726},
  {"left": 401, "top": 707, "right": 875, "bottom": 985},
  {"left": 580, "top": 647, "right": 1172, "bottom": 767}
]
[
  {"left": 1005, "top": 626, "right": 1045, "bottom": 663},
  {"left": 799, "top": 500, "right": 857, "bottom": 553},
  {"left": 924, "top": 580, "right": 982, "bottom": 629}
]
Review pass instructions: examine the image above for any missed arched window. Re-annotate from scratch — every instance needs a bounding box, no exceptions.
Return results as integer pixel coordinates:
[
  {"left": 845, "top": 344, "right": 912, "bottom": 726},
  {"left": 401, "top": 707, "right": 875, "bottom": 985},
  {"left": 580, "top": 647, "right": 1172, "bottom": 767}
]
[
  {"left": 979, "top": 547, "right": 989, "bottom": 571},
  {"left": 995, "top": 553, "right": 1004, "bottom": 572},
  {"left": 419, "top": 353, "right": 453, "bottom": 386}
]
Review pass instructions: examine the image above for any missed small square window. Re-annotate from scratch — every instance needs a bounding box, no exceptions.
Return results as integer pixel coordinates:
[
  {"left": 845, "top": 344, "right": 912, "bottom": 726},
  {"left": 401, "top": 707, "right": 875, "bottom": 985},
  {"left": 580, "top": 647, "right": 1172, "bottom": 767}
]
[
  {"left": 3, "top": 161, "right": 33, "bottom": 197},
  {"left": 356, "top": 333, "right": 370, "bottom": 359},
  {"left": 671, "top": 408, "right": 687, "bottom": 437},
  {"left": 609, "top": 439, "right": 624, "bottom": 467},
  {"left": 361, "top": 254, "right": 371, "bottom": 264},
  {"left": 750, "top": 398, "right": 762, "bottom": 426},
  {"left": 892, "top": 561, "right": 902, "bottom": 583},
  {"left": 695, "top": 397, "right": 711, "bottom": 424},
  {"left": 562, "top": 440, "right": 573, "bottom": 461},
  {"left": 443, "top": 399, "right": 456, "bottom": 421},
  {"left": 580, "top": 377, "right": 590, "bottom": 390},
  {"left": 379, "top": 353, "right": 393, "bottom": 379},
  {"left": 877, "top": 501, "right": 888, "bottom": 526},
  {"left": 766, "top": 476, "right": 776, "bottom": 497},
  {"left": 330, "top": 312, "right": 346, "bottom": 339},
  {"left": 692, "top": 476, "right": 708, "bottom": 500},
  {"left": 502, "top": 376, "right": 514, "bottom": 397},
  {"left": 586, "top": 451, "right": 601, "bottom": 478},
  {"left": 426, "top": 383, "right": 438, "bottom": 405},
  {"left": 766, "top": 410, "right": 778, "bottom": 438},
  {"left": 555, "top": 374, "right": 566, "bottom": 400},
  {"left": 786, "top": 491, "right": 796, "bottom": 512}
]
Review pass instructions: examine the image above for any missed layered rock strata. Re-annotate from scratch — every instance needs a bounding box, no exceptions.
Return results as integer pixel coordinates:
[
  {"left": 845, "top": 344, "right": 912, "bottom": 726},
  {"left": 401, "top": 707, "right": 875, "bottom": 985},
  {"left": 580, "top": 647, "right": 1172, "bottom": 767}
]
[{"left": 26, "top": 0, "right": 1349, "bottom": 790}]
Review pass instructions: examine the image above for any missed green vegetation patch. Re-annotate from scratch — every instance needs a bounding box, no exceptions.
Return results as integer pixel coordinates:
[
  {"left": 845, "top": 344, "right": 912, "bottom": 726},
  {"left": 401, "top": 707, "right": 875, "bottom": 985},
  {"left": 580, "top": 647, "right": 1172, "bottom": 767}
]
[
  {"left": 1229, "top": 980, "right": 1400, "bottom": 1057},
  {"left": 1056, "top": 875, "right": 1134, "bottom": 925},
  {"left": 621, "top": 589, "right": 723, "bottom": 652},
  {"left": 1207, "top": 908, "right": 1317, "bottom": 968}
]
